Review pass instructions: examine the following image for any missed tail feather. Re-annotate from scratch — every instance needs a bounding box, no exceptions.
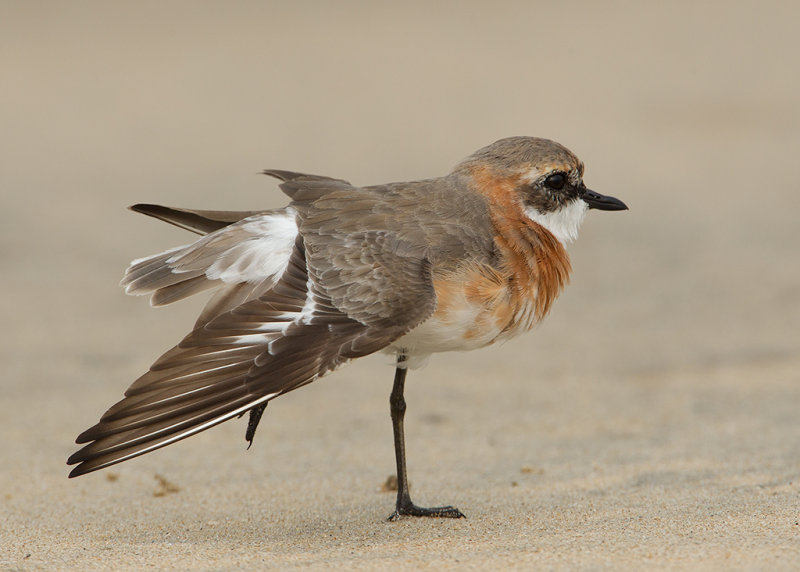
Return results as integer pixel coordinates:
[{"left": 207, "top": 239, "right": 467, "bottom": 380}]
[
  {"left": 120, "top": 207, "right": 297, "bottom": 325},
  {"left": 149, "top": 275, "right": 217, "bottom": 306},
  {"left": 130, "top": 204, "right": 264, "bottom": 235}
]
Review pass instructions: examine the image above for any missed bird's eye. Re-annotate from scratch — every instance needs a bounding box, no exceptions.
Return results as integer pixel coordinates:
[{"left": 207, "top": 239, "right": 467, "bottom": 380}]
[{"left": 544, "top": 173, "right": 566, "bottom": 191}]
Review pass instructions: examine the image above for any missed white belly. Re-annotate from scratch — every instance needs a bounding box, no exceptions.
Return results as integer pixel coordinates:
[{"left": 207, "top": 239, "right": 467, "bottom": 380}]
[{"left": 387, "top": 307, "right": 507, "bottom": 369}]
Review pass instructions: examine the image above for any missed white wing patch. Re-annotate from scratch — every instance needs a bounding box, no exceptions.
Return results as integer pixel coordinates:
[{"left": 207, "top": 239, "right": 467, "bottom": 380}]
[
  {"left": 122, "top": 208, "right": 298, "bottom": 307},
  {"left": 205, "top": 213, "right": 298, "bottom": 284}
]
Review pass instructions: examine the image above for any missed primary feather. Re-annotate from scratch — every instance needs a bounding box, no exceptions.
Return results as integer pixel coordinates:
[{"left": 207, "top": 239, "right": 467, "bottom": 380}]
[{"left": 68, "top": 171, "right": 452, "bottom": 477}]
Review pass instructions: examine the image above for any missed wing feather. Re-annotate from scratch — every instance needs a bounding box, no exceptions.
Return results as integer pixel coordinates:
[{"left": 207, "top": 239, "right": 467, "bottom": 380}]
[
  {"left": 130, "top": 204, "right": 264, "bottom": 235},
  {"left": 68, "top": 235, "right": 436, "bottom": 477},
  {"left": 68, "top": 173, "right": 455, "bottom": 477},
  {"left": 121, "top": 208, "right": 298, "bottom": 327}
]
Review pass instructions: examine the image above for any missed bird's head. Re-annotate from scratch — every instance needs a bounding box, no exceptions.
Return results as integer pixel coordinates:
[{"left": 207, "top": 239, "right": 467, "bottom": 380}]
[{"left": 457, "top": 136, "right": 627, "bottom": 245}]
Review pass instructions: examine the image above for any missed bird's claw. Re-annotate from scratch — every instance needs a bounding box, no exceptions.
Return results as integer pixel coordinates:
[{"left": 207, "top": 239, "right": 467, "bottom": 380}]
[{"left": 387, "top": 502, "right": 466, "bottom": 521}]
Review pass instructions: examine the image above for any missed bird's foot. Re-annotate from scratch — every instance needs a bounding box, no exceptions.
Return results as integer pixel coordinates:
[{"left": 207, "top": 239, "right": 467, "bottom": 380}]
[{"left": 387, "top": 500, "right": 466, "bottom": 521}]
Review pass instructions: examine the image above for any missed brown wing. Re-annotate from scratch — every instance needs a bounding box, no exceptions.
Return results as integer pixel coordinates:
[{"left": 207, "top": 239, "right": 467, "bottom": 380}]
[
  {"left": 69, "top": 232, "right": 436, "bottom": 477},
  {"left": 276, "top": 171, "right": 494, "bottom": 326},
  {"left": 68, "top": 171, "right": 492, "bottom": 477}
]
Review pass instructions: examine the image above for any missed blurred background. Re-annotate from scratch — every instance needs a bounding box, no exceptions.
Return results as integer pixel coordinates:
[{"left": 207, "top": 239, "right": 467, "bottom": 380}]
[
  {"left": 4, "top": 1, "right": 797, "bottom": 381},
  {"left": 2, "top": 1, "right": 798, "bottom": 567}
]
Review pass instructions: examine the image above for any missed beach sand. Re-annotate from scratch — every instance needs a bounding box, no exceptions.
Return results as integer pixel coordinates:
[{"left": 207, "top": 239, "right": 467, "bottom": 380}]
[{"left": 2, "top": 2, "right": 799, "bottom": 569}]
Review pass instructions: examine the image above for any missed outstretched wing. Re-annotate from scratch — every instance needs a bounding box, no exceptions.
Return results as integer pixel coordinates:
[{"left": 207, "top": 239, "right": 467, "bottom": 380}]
[
  {"left": 68, "top": 175, "right": 438, "bottom": 477},
  {"left": 119, "top": 173, "right": 353, "bottom": 328},
  {"left": 121, "top": 208, "right": 298, "bottom": 327}
]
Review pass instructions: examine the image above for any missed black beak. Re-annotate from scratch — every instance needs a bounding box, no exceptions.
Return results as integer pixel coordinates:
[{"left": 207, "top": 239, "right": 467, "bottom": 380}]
[{"left": 582, "top": 189, "right": 628, "bottom": 211}]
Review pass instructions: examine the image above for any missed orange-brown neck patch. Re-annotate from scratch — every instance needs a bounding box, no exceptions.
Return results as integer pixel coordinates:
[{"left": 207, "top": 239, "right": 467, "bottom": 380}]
[{"left": 468, "top": 165, "right": 572, "bottom": 324}]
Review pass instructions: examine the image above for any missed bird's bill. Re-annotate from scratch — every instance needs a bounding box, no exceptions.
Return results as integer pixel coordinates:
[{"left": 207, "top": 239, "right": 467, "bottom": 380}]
[{"left": 582, "top": 189, "right": 628, "bottom": 211}]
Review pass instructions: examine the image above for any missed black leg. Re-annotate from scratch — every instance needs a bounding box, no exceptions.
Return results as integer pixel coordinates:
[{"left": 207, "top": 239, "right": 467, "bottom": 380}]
[
  {"left": 245, "top": 403, "right": 268, "bottom": 449},
  {"left": 387, "top": 353, "right": 465, "bottom": 521}
]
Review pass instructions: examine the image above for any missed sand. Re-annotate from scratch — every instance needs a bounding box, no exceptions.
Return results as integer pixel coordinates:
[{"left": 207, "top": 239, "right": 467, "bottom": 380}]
[{"left": 2, "top": 2, "right": 799, "bottom": 569}]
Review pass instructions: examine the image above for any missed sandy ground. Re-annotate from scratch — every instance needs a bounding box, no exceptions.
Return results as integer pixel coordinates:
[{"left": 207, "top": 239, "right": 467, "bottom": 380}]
[{"left": 2, "top": 2, "right": 800, "bottom": 570}]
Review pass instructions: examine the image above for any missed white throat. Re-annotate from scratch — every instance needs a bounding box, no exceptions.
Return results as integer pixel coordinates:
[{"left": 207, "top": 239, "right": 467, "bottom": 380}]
[{"left": 523, "top": 199, "right": 588, "bottom": 245}]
